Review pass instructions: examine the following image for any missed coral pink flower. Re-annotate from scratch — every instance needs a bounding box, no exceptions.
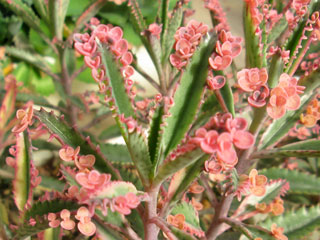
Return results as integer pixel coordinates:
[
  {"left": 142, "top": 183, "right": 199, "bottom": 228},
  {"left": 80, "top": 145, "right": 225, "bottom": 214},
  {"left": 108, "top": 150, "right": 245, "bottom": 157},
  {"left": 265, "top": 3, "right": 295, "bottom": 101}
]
[
  {"left": 48, "top": 213, "right": 60, "bottom": 228},
  {"left": 188, "top": 181, "right": 204, "bottom": 194},
  {"left": 232, "top": 130, "right": 255, "bottom": 149},
  {"left": 59, "top": 146, "right": 80, "bottom": 162},
  {"left": 167, "top": 214, "right": 185, "bottom": 230},
  {"left": 112, "top": 196, "right": 131, "bottom": 215},
  {"left": 76, "top": 170, "right": 111, "bottom": 190},
  {"left": 125, "top": 192, "right": 140, "bottom": 209},
  {"left": 204, "top": 159, "right": 222, "bottom": 174},
  {"left": 74, "top": 40, "right": 97, "bottom": 57},
  {"left": 60, "top": 209, "right": 75, "bottom": 230},
  {"left": 75, "top": 154, "right": 95, "bottom": 170},
  {"left": 216, "top": 132, "right": 238, "bottom": 167},
  {"left": 249, "top": 169, "right": 267, "bottom": 196},
  {"left": 207, "top": 72, "right": 226, "bottom": 90},
  {"left": 12, "top": 103, "right": 33, "bottom": 133},
  {"left": 209, "top": 54, "right": 232, "bottom": 70},
  {"left": 200, "top": 130, "right": 219, "bottom": 154},
  {"left": 248, "top": 85, "right": 270, "bottom": 107},
  {"left": 148, "top": 23, "right": 162, "bottom": 39},
  {"left": 237, "top": 68, "right": 268, "bottom": 92},
  {"left": 267, "top": 73, "right": 305, "bottom": 119},
  {"left": 84, "top": 55, "right": 101, "bottom": 69},
  {"left": 271, "top": 223, "right": 288, "bottom": 240},
  {"left": 170, "top": 53, "right": 188, "bottom": 69}
]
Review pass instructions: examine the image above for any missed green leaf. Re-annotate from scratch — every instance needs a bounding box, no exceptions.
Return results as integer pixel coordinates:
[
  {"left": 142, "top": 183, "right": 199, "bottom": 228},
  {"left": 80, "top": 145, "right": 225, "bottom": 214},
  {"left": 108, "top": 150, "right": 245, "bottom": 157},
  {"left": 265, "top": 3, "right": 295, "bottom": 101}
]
[
  {"left": 252, "top": 139, "right": 320, "bottom": 159},
  {"left": 34, "top": 109, "right": 119, "bottom": 179},
  {"left": 33, "top": 0, "right": 49, "bottom": 24},
  {"left": 48, "top": 0, "right": 70, "bottom": 40},
  {"left": 170, "top": 155, "right": 208, "bottom": 204},
  {"left": 267, "top": 16, "right": 288, "bottom": 43},
  {"left": 260, "top": 205, "right": 320, "bottom": 240},
  {"left": 31, "top": 74, "right": 55, "bottom": 96},
  {"left": 128, "top": 0, "right": 147, "bottom": 34},
  {"left": 0, "top": 0, "right": 43, "bottom": 35},
  {"left": 154, "top": 149, "right": 204, "bottom": 186},
  {"left": 99, "top": 125, "right": 121, "bottom": 140},
  {"left": 73, "top": 0, "right": 108, "bottom": 33},
  {"left": 43, "top": 227, "right": 60, "bottom": 240},
  {"left": 100, "top": 143, "right": 132, "bottom": 165},
  {"left": 5, "top": 47, "right": 54, "bottom": 80},
  {"left": 260, "top": 70, "right": 320, "bottom": 149},
  {"left": 94, "top": 217, "right": 123, "bottom": 240},
  {"left": 126, "top": 131, "right": 152, "bottom": 187},
  {"left": 115, "top": 163, "right": 143, "bottom": 190},
  {"left": 95, "top": 181, "right": 137, "bottom": 199},
  {"left": 148, "top": 105, "right": 164, "bottom": 165},
  {"left": 39, "top": 175, "right": 65, "bottom": 192},
  {"left": 243, "top": 3, "right": 261, "bottom": 68},
  {"left": 13, "top": 131, "right": 31, "bottom": 212},
  {"left": 66, "top": 0, "right": 90, "bottom": 16},
  {"left": 260, "top": 168, "right": 320, "bottom": 195},
  {"left": 162, "top": 34, "right": 216, "bottom": 158},
  {"left": 97, "top": 42, "right": 135, "bottom": 119},
  {"left": 161, "top": 4, "right": 183, "bottom": 63},
  {"left": 24, "top": 199, "right": 78, "bottom": 220},
  {"left": 219, "top": 80, "right": 235, "bottom": 117},
  {"left": 170, "top": 202, "right": 204, "bottom": 237},
  {"left": 15, "top": 200, "right": 78, "bottom": 239}
]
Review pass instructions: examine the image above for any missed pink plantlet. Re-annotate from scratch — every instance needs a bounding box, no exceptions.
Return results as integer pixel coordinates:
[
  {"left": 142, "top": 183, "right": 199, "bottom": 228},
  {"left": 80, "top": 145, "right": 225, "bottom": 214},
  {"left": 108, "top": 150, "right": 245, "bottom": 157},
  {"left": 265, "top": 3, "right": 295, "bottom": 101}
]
[
  {"left": 204, "top": 158, "right": 223, "bottom": 174},
  {"left": 60, "top": 209, "right": 76, "bottom": 230},
  {"left": 84, "top": 55, "right": 101, "bottom": 69},
  {"left": 204, "top": 0, "right": 230, "bottom": 32},
  {"left": 248, "top": 85, "right": 270, "bottom": 107},
  {"left": 12, "top": 103, "right": 33, "bottom": 133},
  {"left": 148, "top": 23, "right": 162, "bottom": 39},
  {"left": 207, "top": 72, "right": 226, "bottom": 90},
  {"left": 74, "top": 40, "right": 97, "bottom": 57},
  {"left": 237, "top": 68, "right": 268, "bottom": 92},
  {"left": 59, "top": 146, "right": 80, "bottom": 162},
  {"left": 48, "top": 213, "right": 60, "bottom": 228},
  {"left": 188, "top": 181, "right": 204, "bottom": 194},
  {"left": 112, "top": 196, "right": 132, "bottom": 215},
  {"left": 75, "top": 154, "right": 95, "bottom": 170},
  {"left": 167, "top": 214, "right": 185, "bottom": 230},
  {"left": 271, "top": 223, "right": 288, "bottom": 240},
  {"left": 249, "top": 169, "right": 267, "bottom": 197},
  {"left": 191, "top": 197, "right": 203, "bottom": 211},
  {"left": 208, "top": 54, "right": 232, "bottom": 71},
  {"left": 267, "top": 73, "right": 305, "bottom": 119},
  {"left": 90, "top": 17, "right": 100, "bottom": 26},
  {"left": 76, "top": 170, "right": 111, "bottom": 190}
]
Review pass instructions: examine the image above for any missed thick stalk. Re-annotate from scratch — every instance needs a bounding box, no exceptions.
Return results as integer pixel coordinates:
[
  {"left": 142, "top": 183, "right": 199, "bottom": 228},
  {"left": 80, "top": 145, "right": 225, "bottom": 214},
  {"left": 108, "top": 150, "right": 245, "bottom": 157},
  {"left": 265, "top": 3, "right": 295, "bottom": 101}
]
[{"left": 144, "top": 185, "right": 161, "bottom": 240}]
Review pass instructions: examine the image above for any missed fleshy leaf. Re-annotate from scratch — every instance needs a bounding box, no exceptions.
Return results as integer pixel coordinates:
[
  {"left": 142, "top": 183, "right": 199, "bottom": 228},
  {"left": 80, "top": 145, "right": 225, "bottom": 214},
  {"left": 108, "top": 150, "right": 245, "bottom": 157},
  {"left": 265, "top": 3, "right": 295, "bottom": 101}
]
[
  {"left": 48, "top": 0, "right": 70, "bottom": 40},
  {"left": 260, "top": 168, "right": 320, "bottom": 195},
  {"left": 148, "top": 105, "right": 164, "bottom": 165},
  {"left": 219, "top": 80, "right": 235, "bottom": 117},
  {"left": 100, "top": 144, "right": 132, "bottom": 165},
  {"left": 5, "top": 47, "right": 54, "bottom": 80},
  {"left": 0, "top": 0, "right": 43, "bottom": 35},
  {"left": 260, "top": 205, "right": 320, "bottom": 240},
  {"left": 99, "top": 125, "right": 121, "bottom": 140},
  {"left": 243, "top": 2, "right": 261, "bottom": 68},
  {"left": 161, "top": 2, "right": 183, "bottom": 63},
  {"left": 97, "top": 42, "right": 135, "bottom": 119},
  {"left": 267, "top": 16, "right": 288, "bottom": 44},
  {"left": 162, "top": 34, "right": 216, "bottom": 158},
  {"left": 33, "top": 0, "right": 49, "bottom": 24},
  {"left": 154, "top": 149, "right": 204, "bottom": 186},
  {"left": 126, "top": 131, "right": 152, "bottom": 187},
  {"left": 0, "top": 77, "right": 17, "bottom": 130},
  {"left": 34, "top": 109, "right": 119, "bottom": 179},
  {"left": 13, "top": 131, "right": 31, "bottom": 212},
  {"left": 170, "top": 202, "right": 204, "bottom": 237},
  {"left": 95, "top": 181, "right": 137, "bottom": 199}
]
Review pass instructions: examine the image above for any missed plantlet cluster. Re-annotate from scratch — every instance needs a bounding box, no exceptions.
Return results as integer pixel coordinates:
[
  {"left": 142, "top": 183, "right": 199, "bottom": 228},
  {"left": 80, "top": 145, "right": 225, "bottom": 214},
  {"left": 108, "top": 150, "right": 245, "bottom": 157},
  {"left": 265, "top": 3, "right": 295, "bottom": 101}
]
[{"left": 0, "top": 0, "right": 320, "bottom": 239}]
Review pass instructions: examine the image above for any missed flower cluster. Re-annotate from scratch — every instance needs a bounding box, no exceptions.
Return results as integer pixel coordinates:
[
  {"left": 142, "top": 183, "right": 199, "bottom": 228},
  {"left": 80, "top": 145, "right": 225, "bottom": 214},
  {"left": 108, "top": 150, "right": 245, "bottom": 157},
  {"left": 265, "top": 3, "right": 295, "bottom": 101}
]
[
  {"left": 256, "top": 197, "right": 284, "bottom": 216},
  {"left": 300, "top": 97, "right": 320, "bottom": 127},
  {"left": 48, "top": 207, "right": 96, "bottom": 236},
  {"left": 208, "top": 30, "right": 242, "bottom": 72},
  {"left": 170, "top": 20, "right": 208, "bottom": 69},
  {"left": 237, "top": 68, "right": 269, "bottom": 107},
  {"left": 12, "top": 102, "right": 33, "bottom": 133},
  {"left": 193, "top": 113, "right": 254, "bottom": 170},
  {"left": 204, "top": 0, "right": 230, "bottom": 33},
  {"left": 267, "top": 73, "right": 305, "bottom": 119},
  {"left": 73, "top": 19, "right": 134, "bottom": 97},
  {"left": 235, "top": 169, "right": 267, "bottom": 201}
]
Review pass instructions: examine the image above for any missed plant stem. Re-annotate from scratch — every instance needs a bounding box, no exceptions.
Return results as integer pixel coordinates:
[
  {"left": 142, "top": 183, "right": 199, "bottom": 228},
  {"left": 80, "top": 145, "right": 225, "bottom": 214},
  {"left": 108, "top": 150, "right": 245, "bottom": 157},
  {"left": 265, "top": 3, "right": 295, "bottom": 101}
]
[
  {"left": 144, "top": 185, "right": 161, "bottom": 240},
  {"left": 58, "top": 46, "right": 77, "bottom": 125},
  {"left": 200, "top": 173, "right": 218, "bottom": 206},
  {"left": 150, "top": 217, "right": 178, "bottom": 240}
]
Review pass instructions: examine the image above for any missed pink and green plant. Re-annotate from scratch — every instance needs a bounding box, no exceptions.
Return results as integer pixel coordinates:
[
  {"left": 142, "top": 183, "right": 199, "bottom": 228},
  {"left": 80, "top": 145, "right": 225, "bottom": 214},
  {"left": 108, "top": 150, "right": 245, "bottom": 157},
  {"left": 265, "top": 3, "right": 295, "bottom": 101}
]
[{"left": 0, "top": 0, "right": 320, "bottom": 239}]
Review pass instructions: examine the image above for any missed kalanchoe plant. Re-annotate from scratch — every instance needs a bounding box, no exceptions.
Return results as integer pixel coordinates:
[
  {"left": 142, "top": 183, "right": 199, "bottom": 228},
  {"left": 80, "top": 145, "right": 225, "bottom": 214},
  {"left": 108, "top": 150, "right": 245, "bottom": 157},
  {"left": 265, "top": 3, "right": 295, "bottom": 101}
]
[{"left": 1, "top": 0, "right": 320, "bottom": 239}]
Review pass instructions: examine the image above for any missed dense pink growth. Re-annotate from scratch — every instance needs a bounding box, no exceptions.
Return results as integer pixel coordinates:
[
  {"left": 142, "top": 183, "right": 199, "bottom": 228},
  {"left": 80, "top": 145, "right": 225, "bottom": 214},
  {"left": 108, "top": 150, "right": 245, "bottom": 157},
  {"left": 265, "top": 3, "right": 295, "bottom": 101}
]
[
  {"left": 209, "top": 30, "right": 242, "bottom": 71},
  {"left": 112, "top": 192, "right": 140, "bottom": 215},
  {"left": 76, "top": 170, "right": 111, "bottom": 190},
  {"left": 267, "top": 73, "right": 305, "bottom": 119},
  {"left": 204, "top": 0, "right": 230, "bottom": 32},
  {"left": 148, "top": 23, "right": 162, "bottom": 39},
  {"left": 237, "top": 68, "right": 269, "bottom": 107},
  {"left": 59, "top": 146, "right": 80, "bottom": 162},
  {"left": 170, "top": 20, "right": 208, "bottom": 69}
]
